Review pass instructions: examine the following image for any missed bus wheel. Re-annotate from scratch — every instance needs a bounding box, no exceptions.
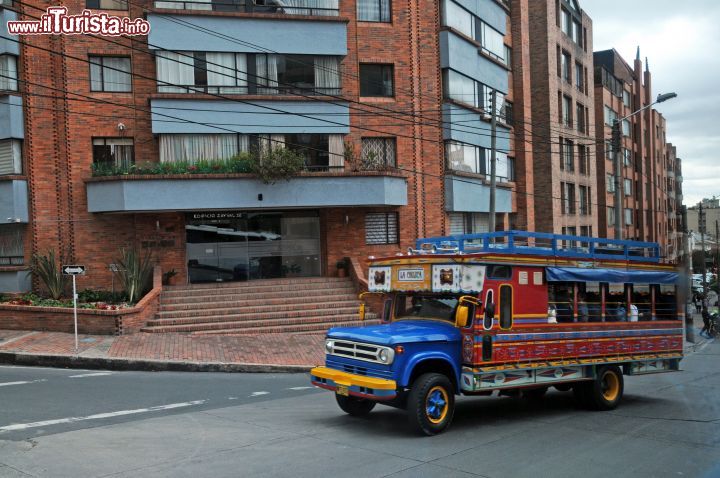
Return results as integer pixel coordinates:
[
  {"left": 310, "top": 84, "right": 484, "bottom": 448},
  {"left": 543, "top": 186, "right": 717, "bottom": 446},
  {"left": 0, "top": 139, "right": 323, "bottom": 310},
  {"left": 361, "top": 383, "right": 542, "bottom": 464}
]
[
  {"left": 407, "top": 373, "right": 455, "bottom": 436},
  {"left": 587, "top": 366, "right": 624, "bottom": 411},
  {"left": 336, "top": 395, "right": 376, "bottom": 416}
]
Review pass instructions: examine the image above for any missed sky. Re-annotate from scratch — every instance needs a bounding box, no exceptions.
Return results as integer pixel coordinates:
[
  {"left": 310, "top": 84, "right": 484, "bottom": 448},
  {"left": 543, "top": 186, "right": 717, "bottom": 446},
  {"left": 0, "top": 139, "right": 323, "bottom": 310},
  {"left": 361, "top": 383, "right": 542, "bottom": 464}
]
[{"left": 582, "top": 0, "right": 719, "bottom": 208}]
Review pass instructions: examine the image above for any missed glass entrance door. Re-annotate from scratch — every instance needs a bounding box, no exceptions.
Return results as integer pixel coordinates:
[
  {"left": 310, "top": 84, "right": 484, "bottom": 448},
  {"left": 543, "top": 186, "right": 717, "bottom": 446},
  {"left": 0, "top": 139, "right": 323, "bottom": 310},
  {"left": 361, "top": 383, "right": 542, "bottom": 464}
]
[{"left": 186, "top": 211, "right": 321, "bottom": 283}]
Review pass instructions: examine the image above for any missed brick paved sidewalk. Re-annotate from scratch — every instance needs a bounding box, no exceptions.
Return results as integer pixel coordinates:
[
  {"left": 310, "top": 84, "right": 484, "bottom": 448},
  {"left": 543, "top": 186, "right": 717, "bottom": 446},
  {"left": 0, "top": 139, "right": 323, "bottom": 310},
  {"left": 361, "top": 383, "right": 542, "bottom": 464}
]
[{"left": 0, "top": 329, "right": 326, "bottom": 371}]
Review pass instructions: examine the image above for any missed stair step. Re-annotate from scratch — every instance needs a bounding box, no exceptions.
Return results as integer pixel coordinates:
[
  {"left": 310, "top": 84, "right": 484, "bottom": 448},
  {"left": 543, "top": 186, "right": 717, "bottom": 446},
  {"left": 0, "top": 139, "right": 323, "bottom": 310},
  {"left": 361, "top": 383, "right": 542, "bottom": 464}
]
[
  {"left": 141, "top": 314, "right": 376, "bottom": 333},
  {"left": 161, "top": 284, "right": 356, "bottom": 300},
  {"left": 159, "top": 290, "right": 358, "bottom": 308},
  {"left": 166, "top": 276, "right": 350, "bottom": 291},
  {"left": 147, "top": 307, "right": 362, "bottom": 326},
  {"left": 190, "top": 319, "right": 381, "bottom": 336},
  {"left": 156, "top": 301, "right": 360, "bottom": 318}
]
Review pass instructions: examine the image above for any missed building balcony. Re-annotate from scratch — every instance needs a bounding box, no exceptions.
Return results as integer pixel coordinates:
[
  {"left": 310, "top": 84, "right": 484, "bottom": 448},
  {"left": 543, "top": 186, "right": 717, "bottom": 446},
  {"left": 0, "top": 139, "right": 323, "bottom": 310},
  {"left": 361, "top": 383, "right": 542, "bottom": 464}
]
[
  {"left": 0, "top": 95, "right": 23, "bottom": 140},
  {"left": 444, "top": 174, "right": 512, "bottom": 213},
  {"left": 147, "top": 12, "right": 346, "bottom": 56},
  {"left": 0, "top": 178, "right": 29, "bottom": 224},
  {"left": 0, "top": 10, "right": 20, "bottom": 56},
  {"left": 86, "top": 172, "right": 408, "bottom": 213},
  {"left": 153, "top": 0, "right": 339, "bottom": 16}
]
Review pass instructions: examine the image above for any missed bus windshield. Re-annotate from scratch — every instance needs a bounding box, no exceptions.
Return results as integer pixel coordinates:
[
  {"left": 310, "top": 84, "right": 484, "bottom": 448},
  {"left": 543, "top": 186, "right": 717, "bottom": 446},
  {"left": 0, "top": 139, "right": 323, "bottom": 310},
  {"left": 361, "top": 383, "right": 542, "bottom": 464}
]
[{"left": 394, "top": 293, "right": 469, "bottom": 323}]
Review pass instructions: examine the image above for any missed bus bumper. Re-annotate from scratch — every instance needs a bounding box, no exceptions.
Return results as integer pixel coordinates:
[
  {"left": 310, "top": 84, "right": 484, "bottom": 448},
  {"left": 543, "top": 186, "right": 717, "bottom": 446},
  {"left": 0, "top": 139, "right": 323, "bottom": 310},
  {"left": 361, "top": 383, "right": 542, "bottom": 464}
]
[{"left": 310, "top": 366, "right": 397, "bottom": 401}]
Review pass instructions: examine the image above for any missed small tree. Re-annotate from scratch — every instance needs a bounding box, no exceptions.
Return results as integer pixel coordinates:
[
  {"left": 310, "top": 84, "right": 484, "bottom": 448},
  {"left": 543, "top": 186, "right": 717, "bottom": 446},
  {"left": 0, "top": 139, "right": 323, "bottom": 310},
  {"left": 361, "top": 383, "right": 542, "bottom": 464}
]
[
  {"left": 250, "top": 147, "right": 305, "bottom": 184},
  {"left": 114, "top": 247, "right": 153, "bottom": 304},
  {"left": 29, "top": 249, "right": 67, "bottom": 300}
]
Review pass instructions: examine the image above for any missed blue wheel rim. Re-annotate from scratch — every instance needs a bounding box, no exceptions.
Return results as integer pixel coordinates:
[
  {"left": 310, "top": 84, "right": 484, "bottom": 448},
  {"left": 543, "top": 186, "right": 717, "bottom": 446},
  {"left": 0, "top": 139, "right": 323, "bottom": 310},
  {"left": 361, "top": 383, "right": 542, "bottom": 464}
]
[{"left": 426, "top": 387, "right": 448, "bottom": 423}]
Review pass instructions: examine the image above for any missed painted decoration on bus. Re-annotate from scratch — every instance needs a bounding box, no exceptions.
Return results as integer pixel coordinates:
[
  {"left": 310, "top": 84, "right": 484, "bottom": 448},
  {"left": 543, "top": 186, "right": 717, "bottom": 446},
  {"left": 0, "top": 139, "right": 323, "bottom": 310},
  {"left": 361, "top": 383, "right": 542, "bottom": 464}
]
[
  {"left": 398, "top": 268, "right": 425, "bottom": 282},
  {"left": 368, "top": 266, "right": 392, "bottom": 292},
  {"left": 392, "top": 265, "right": 431, "bottom": 291},
  {"left": 432, "top": 264, "right": 461, "bottom": 292},
  {"left": 460, "top": 265, "right": 485, "bottom": 292}
]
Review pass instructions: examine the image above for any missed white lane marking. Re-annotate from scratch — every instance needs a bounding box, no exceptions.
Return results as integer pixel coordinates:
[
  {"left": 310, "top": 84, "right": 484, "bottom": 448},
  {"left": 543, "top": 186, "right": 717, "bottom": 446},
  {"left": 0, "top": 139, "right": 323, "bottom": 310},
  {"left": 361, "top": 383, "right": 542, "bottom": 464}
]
[
  {"left": 249, "top": 391, "right": 269, "bottom": 397},
  {"left": 287, "top": 387, "right": 312, "bottom": 391},
  {"left": 0, "top": 400, "right": 207, "bottom": 432},
  {"left": 228, "top": 397, "right": 239, "bottom": 400},
  {"left": 68, "top": 372, "right": 114, "bottom": 378},
  {"left": 0, "top": 379, "right": 47, "bottom": 387},
  {"left": 0, "top": 365, "right": 89, "bottom": 371}
]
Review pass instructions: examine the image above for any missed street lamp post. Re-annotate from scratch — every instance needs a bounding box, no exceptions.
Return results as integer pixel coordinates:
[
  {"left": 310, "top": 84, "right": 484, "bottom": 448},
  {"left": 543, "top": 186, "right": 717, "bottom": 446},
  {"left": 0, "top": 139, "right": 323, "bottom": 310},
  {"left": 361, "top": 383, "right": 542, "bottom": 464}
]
[{"left": 612, "top": 92, "right": 677, "bottom": 240}]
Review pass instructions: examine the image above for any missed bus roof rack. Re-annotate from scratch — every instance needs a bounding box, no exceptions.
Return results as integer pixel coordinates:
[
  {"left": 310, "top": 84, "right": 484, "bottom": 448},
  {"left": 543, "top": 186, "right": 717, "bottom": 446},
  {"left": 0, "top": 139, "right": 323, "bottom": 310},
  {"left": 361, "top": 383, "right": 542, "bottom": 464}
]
[{"left": 413, "top": 230, "right": 661, "bottom": 263}]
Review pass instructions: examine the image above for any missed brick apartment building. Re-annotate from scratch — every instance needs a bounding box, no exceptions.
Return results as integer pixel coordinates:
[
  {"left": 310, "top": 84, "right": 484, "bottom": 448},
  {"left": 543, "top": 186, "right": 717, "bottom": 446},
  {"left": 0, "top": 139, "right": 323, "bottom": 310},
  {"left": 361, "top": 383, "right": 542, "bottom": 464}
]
[
  {"left": 0, "top": 0, "right": 517, "bottom": 293},
  {"left": 593, "top": 48, "right": 682, "bottom": 261},
  {"left": 517, "top": 0, "right": 597, "bottom": 237}
]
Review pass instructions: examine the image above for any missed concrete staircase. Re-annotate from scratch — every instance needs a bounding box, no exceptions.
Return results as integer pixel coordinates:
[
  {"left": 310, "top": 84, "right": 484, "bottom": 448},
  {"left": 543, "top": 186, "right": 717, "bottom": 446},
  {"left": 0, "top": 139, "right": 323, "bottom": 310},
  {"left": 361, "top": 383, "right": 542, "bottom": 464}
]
[{"left": 141, "top": 277, "right": 378, "bottom": 335}]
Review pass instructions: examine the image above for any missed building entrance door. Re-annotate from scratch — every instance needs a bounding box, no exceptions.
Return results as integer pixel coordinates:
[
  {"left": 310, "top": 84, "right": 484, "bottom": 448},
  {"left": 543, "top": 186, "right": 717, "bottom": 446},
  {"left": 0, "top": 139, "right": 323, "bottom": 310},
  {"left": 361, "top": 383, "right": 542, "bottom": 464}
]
[{"left": 186, "top": 211, "right": 321, "bottom": 283}]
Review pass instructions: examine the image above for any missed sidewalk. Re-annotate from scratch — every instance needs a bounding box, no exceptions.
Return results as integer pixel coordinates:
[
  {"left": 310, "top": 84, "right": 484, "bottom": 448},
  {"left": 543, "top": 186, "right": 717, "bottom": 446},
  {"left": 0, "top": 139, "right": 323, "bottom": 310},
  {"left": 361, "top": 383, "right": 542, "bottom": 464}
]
[
  {"left": 0, "top": 314, "right": 713, "bottom": 373},
  {"left": 0, "top": 330, "right": 326, "bottom": 373}
]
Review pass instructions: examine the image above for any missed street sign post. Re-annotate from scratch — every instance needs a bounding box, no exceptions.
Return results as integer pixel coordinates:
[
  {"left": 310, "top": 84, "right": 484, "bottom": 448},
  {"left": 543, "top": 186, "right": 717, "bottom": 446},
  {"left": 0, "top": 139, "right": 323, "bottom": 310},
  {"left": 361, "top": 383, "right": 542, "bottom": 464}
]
[{"left": 62, "top": 265, "right": 86, "bottom": 354}]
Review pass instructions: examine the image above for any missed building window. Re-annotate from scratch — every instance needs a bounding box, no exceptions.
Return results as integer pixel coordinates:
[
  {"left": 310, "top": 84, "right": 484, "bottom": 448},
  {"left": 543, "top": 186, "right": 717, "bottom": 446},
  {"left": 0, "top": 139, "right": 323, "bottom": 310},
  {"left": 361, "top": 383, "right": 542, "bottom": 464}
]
[
  {"left": 0, "top": 224, "right": 24, "bottom": 265},
  {"left": 86, "top": 0, "right": 128, "bottom": 10},
  {"left": 361, "top": 137, "right": 396, "bottom": 168},
  {"left": 579, "top": 185, "right": 589, "bottom": 215},
  {"left": 580, "top": 225, "right": 591, "bottom": 238},
  {"left": 607, "top": 207, "right": 616, "bottom": 226},
  {"left": 576, "top": 102, "right": 586, "bottom": 133},
  {"left": 624, "top": 208, "right": 633, "bottom": 225},
  {"left": 0, "top": 55, "right": 18, "bottom": 91},
  {"left": 0, "top": 139, "right": 22, "bottom": 175},
  {"left": 623, "top": 89, "right": 632, "bottom": 108},
  {"left": 561, "top": 51, "right": 571, "bottom": 83},
  {"left": 89, "top": 56, "right": 131, "bottom": 92},
  {"left": 560, "top": 7, "right": 571, "bottom": 36},
  {"left": 503, "top": 101, "right": 514, "bottom": 125},
  {"left": 445, "top": 140, "right": 513, "bottom": 181},
  {"left": 607, "top": 174, "right": 615, "bottom": 193},
  {"left": 365, "top": 212, "right": 398, "bottom": 244},
  {"left": 478, "top": 21, "right": 505, "bottom": 62},
  {"left": 357, "top": 0, "right": 391, "bottom": 22},
  {"left": 156, "top": 52, "right": 340, "bottom": 95},
  {"left": 561, "top": 182, "right": 575, "bottom": 215},
  {"left": 622, "top": 119, "right": 631, "bottom": 137},
  {"left": 624, "top": 178, "right": 632, "bottom": 196},
  {"left": 92, "top": 138, "right": 134, "bottom": 169},
  {"left": 604, "top": 105, "right": 618, "bottom": 126},
  {"left": 578, "top": 144, "right": 588, "bottom": 175},
  {"left": 360, "top": 64, "right": 393, "bottom": 97},
  {"left": 443, "top": 70, "right": 504, "bottom": 115},
  {"left": 575, "top": 62, "right": 584, "bottom": 91},
  {"left": 560, "top": 138, "right": 574, "bottom": 171},
  {"left": 572, "top": 20, "right": 582, "bottom": 46},
  {"left": 562, "top": 95, "right": 572, "bottom": 126},
  {"left": 623, "top": 148, "right": 632, "bottom": 167},
  {"left": 448, "top": 212, "right": 489, "bottom": 235},
  {"left": 504, "top": 45, "right": 512, "bottom": 67}
]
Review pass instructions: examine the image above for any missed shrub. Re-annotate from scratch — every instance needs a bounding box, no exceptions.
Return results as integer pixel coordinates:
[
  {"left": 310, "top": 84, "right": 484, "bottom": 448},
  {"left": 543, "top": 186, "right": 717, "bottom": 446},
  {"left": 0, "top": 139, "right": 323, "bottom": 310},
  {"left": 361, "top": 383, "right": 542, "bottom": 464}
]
[
  {"left": 114, "top": 247, "right": 153, "bottom": 304},
  {"left": 29, "top": 249, "right": 67, "bottom": 300},
  {"left": 250, "top": 147, "right": 306, "bottom": 184}
]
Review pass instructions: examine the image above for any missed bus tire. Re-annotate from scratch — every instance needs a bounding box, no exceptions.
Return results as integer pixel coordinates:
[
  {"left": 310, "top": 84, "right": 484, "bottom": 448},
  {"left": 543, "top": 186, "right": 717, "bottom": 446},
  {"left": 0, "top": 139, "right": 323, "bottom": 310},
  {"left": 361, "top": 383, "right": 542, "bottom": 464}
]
[
  {"left": 587, "top": 365, "right": 624, "bottom": 411},
  {"left": 335, "top": 395, "right": 376, "bottom": 416},
  {"left": 407, "top": 373, "right": 455, "bottom": 436}
]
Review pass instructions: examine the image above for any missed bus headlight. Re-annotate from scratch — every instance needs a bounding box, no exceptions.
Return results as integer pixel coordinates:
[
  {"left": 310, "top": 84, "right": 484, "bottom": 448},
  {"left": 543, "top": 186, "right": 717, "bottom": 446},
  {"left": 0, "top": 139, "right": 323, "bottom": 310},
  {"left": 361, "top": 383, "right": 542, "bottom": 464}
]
[
  {"left": 378, "top": 347, "right": 395, "bottom": 364},
  {"left": 325, "top": 339, "right": 334, "bottom": 354}
]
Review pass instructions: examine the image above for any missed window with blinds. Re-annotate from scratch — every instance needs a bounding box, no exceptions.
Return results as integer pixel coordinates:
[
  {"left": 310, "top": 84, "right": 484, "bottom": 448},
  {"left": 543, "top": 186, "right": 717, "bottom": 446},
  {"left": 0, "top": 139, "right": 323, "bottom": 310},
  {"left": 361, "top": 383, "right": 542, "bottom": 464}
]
[
  {"left": 0, "top": 139, "right": 22, "bottom": 175},
  {"left": 365, "top": 212, "right": 398, "bottom": 245},
  {"left": 448, "top": 212, "right": 489, "bottom": 235}
]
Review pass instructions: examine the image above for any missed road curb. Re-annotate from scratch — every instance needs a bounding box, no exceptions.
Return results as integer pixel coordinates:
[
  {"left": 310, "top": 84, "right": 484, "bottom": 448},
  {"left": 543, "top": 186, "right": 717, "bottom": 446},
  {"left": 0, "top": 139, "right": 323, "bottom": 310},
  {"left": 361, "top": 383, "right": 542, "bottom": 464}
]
[{"left": 0, "top": 352, "right": 314, "bottom": 373}]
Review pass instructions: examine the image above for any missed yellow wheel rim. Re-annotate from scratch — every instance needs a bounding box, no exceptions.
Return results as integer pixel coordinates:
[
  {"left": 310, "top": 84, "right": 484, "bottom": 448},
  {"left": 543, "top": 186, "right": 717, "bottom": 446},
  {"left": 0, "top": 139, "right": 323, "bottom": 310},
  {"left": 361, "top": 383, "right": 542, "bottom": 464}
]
[
  {"left": 601, "top": 371, "right": 620, "bottom": 402},
  {"left": 426, "top": 386, "right": 449, "bottom": 424}
]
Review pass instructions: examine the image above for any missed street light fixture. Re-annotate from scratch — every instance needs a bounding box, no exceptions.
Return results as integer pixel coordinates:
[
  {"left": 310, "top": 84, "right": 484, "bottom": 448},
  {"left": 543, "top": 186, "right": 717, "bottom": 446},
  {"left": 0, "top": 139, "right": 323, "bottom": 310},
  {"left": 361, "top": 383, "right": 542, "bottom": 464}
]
[{"left": 612, "top": 91, "right": 677, "bottom": 240}]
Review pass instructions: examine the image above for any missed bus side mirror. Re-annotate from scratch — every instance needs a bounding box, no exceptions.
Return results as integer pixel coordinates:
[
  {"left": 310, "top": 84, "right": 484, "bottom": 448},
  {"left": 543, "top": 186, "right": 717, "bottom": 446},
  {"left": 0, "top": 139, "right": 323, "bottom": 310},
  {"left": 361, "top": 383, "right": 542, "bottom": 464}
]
[
  {"left": 382, "top": 299, "right": 393, "bottom": 323},
  {"left": 359, "top": 302, "right": 365, "bottom": 321},
  {"left": 455, "top": 305, "right": 470, "bottom": 328}
]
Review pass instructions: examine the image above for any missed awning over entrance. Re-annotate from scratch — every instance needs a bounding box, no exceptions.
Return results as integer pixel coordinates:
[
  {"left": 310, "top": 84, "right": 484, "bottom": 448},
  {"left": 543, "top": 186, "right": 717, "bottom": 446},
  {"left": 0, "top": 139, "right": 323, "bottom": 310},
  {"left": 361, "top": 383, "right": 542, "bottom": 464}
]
[{"left": 546, "top": 267, "right": 678, "bottom": 285}]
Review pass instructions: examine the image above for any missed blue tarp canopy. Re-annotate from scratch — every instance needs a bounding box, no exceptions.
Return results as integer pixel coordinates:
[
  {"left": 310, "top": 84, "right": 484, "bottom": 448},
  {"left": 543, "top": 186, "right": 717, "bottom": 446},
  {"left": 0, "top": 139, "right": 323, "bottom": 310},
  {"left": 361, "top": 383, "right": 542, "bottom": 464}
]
[{"left": 546, "top": 267, "right": 678, "bottom": 285}]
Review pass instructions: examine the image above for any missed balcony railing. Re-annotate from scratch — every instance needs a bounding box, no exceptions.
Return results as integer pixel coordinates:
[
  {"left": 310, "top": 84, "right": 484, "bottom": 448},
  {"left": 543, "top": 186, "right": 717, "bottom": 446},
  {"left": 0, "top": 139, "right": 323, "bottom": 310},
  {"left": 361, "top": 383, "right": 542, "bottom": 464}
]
[
  {"left": 153, "top": 0, "right": 340, "bottom": 16},
  {"left": 0, "top": 256, "right": 23, "bottom": 266},
  {"left": 157, "top": 84, "right": 341, "bottom": 96}
]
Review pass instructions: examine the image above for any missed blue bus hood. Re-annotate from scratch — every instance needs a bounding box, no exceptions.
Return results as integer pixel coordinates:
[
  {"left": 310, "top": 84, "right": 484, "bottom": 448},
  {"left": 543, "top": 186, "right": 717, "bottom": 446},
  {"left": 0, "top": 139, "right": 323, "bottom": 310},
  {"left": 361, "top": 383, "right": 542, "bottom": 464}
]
[{"left": 327, "top": 320, "right": 461, "bottom": 346}]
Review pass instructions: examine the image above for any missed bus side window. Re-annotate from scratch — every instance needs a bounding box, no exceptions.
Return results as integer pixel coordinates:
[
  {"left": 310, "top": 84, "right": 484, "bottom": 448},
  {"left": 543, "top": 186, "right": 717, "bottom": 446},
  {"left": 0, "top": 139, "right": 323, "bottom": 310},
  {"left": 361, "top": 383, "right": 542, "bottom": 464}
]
[
  {"left": 548, "top": 282, "right": 573, "bottom": 322},
  {"left": 605, "top": 283, "right": 627, "bottom": 321},
  {"left": 499, "top": 285, "right": 512, "bottom": 329},
  {"left": 654, "top": 284, "right": 677, "bottom": 320},
  {"left": 483, "top": 289, "right": 494, "bottom": 330}
]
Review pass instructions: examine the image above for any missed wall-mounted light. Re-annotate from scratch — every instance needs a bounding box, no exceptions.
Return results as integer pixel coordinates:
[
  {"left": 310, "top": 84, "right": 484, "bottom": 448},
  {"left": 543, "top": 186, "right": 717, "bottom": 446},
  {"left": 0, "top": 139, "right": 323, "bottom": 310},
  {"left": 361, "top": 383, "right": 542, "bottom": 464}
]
[
  {"left": 344, "top": 214, "right": 349, "bottom": 225},
  {"left": 6, "top": 217, "right": 21, "bottom": 223}
]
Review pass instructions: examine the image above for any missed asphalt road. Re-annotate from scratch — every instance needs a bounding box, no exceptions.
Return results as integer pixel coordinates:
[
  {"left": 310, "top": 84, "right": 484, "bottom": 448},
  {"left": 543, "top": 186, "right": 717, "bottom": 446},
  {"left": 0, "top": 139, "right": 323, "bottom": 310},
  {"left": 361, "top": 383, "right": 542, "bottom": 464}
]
[{"left": 0, "top": 341, "right": 718, "bottom": 478}]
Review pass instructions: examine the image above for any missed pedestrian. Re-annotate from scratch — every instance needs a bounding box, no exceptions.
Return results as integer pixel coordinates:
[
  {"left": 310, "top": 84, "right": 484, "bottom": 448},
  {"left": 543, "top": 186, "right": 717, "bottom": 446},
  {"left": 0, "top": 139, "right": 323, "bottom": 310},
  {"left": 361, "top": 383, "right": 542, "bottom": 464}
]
[
  {"left": 629, "top": 303, "right": 639, "bottom": 322},
  {"left": 694, "top": 293, "right": 702, "bottom": 314},
  {"left": 578, "top": 294, "right": 589, "bottom": 322},
  {"left": 701, "top": 306, "right": 711, "bottom": 338}
]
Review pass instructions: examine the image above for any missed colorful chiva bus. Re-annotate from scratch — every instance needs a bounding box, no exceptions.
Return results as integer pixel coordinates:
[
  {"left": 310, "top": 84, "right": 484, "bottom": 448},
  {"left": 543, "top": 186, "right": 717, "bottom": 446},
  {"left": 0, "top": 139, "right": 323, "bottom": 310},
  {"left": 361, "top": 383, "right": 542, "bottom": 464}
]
[{"left": 311, "top": 231, "right": 683, "bottom": 435}]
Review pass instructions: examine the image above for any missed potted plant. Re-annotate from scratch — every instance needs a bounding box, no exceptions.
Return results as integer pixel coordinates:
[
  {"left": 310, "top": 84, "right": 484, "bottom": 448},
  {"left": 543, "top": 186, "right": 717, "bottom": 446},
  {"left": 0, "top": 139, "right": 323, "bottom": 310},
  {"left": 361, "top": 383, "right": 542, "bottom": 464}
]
[
  {"left": 162, "top": 268, "right": 178, "bottom": 286},
  {"left": 336, "top": 258, "right": 349, "bottom": 278}
]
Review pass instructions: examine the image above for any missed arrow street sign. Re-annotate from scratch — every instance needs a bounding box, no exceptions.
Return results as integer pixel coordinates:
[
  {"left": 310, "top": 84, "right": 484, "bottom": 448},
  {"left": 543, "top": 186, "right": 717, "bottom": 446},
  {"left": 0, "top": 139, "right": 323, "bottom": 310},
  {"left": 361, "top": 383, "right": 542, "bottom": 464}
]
[{"left": 62, "top": 265, "right": 86, "bottom": 276}]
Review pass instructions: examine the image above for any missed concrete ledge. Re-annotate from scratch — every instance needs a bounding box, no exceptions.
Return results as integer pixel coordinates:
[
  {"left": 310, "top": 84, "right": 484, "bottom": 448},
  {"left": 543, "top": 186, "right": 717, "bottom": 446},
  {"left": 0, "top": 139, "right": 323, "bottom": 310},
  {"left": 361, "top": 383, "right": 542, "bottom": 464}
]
[{"left": 0, "top": 352, "right": 313, "bottom": 373}]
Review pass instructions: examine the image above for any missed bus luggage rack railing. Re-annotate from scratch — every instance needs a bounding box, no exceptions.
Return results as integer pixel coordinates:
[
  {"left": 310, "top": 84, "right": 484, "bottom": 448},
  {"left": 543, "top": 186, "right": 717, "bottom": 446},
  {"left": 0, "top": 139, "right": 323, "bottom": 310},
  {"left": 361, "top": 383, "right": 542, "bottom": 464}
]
[{"left": 412, "top": 230, "right": 660, "bottom": 263}]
